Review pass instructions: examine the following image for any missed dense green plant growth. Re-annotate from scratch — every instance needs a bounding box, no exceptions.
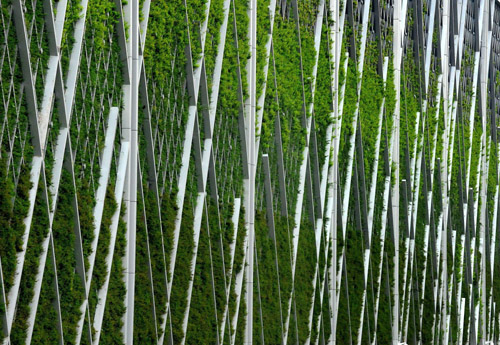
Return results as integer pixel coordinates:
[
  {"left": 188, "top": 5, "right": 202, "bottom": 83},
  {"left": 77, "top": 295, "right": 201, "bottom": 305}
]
[
  {"left": 61, "top": 0, "right": 83, "bottom": 78},
  {"left": 218, "top": 201, "right": 236, "bottom": 278},
  {"left": 260, "top": 62, "right": 278, "bottom": 152},
  {"left": 420, "top": 250, "right": 435, "bottom": 344},
  {"left": 486, "top": 143, "right": 498, "bottom": 223},
  {"left": 450, "top": 109, "right": 465, "bottom": 231},
  {"left": 359, "top": 41, "right": 384, "bottom": 183},
  {"left": 256, "top": 0, "right": 271, "bottom": 99},
  {"left": 31, "top": 253, "right": 60, "bottom": 343},
  {"left": 71, "top": 0, "right": 124, "bottom": 181},
  {"left": 144, "top": 0, "right": 190, "bottom": 191},
  {"left": 469, "top": 103, "right": 483, "bottom": 193},
  {"left": 2, "top": 1, "right": 34, "bottom": 169},
  {"left": 309, "top": 278, "right": 322, "bottom": 342},
  {"left": 314, "top": 24, "right": 334, "bottom": 169},
  {"left": 77, "top": 178, "right": 96, "bottom": 268},
  {"left": 213, "top": 14, "right": 245, "bottom": 201},
  {"left": 169, "top": 200, "right": 195, "bottom": 343},
  {"left": 275, "top": 215, "right": 293, "bottom": 323},
  {"left": 10, "top": 183, "right": 49, "bottom": 343},
  {"left": 232, "top": 206, "right": 246, "bottom": 275},
  {"left": 133, "top": 195, "right": 157, "bottom": 343},
  {"left": 0, "top": 156, "right": 32, "bottom": 294},
  {"left": 53, "top": 169, "right": 86, "bottom": 344},
  {"left": 254, "top": 210, "right": 283, "bottom": 343},
  {"left": 209, "top": 201, "right": 236, "bottom": 323},
  {"left": 343, "top": 212, "right": 365, "bottom": 340},
  {"left": 185, "top": 204, "right": 220, "bottom": 343},
  {"left": 25, "top": 0, "right": 50, "bottom": 109},
  {"left": 228, "top": 206, "right": 246, "bottom": 338},
  {"left": 234, "top": 0, "right": 250, "bottom": 99},
  {"left": 298, "top": 21, "right": 316, "bottom": 110},
  {"left": 297, "top": 0, "right": 319, "bottom": 33},
  {"left": 272, "top": 13, "right": 310, "bottom": 212},
  {"left": 384, "top": 63, "right": 396, "bottom": 133},
  {"left": 186, "top": 0, "right": 208, "bottom": 64},
  {"left": 89, "top": 185, "right": 117, "bottom": 318},
  {"left": 204, "top": 0, "right": 224, "bottom": 89},
  {"left": 400, "top": 47, "right": 421, "bottom": 173},
  {"left": 375, "top": 252, "right": 393, "bottom": 344},
  {"left": 294, "top": 213, "right": 316, "bottom": 342},
  {"left": 339, "top": 55, "right": 358, "bottom": 187},
  {"left": 144, "top": 190, "right": 168, "bottom": 331},
  {"left": 160, "top": 190, "right": 177, "bottom": 281},
  {"left": 234, "top": 275, "right": 247, "bottom": 344},
  {"left": 319, "top": 280, "right": 332, "bottom": 342},
  {"left": 100, "top": 204, "right": 127, "bottom": 344},
  {"left": 86, "top": 0, "right": 120, "bottom": 51}
]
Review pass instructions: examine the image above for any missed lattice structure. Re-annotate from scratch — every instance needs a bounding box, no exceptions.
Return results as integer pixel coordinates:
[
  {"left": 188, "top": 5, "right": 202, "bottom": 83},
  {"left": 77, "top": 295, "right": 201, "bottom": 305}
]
[{"left": 1, "top": 0, "right": 500, "bottom": 344}]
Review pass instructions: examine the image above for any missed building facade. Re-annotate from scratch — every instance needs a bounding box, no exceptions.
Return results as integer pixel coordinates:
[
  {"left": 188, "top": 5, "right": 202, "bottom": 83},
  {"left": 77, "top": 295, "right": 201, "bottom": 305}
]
[{"left": 0, "top": 0, "right": 499, "bottom": 344}]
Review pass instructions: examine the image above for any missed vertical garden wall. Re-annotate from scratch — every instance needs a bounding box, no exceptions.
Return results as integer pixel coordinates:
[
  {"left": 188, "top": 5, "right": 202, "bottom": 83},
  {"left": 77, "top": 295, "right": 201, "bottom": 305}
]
[{"left": 1, "top": 0, "right": 500, "bottom": 344}]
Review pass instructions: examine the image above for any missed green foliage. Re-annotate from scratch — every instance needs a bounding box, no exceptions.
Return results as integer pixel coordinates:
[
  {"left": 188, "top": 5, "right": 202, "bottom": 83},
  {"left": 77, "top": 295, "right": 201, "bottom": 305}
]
[
  {"left": 254, "top": 210, "right": 282, "bottom": 343},
  {"left": 234, "top": 272, "right": 247, "bottom": 344},
  {"left": 133, "top": 195, "right": 157, "bottom": 343},
  {"left": 256, "top": 0, "right": 270, "bottom": 99},
  {"left": 160, "top": 190, "right": 177, "bottom": 281},
  {"left": 297, "top": 0, "right": 319, "bottom": 32},
  {"left": 232, "top": 206, "right": 246, "bottom": 275},
  {"left": 61, "top": 0, "right": 83, "bottom": 78},
  {"left": 300, "top": 31, "right": 316, "bottom": 111},
  {"left": 144, "top": 190, "right": 168, "bottom": 330},
  {"left": 228, "top": 206, "right": 246, "bottom": 335},
  {"left": 420, "top": 251, "right": 435, "bottom": 343},
  {"left": 309, "top": 279, "right": 322, "bottom": 342},
  {"left": 77, "top": 178, "right": 95, "bottom": 268},
  {"left": 400, "top": 48, "right": 420, "bottom": 170},
  {"left": 209, "top": 201, "right": 235, "bottom": 325},
  {"left": 0, "top": 156, "right": 32, "bottom": 294},
  {"left": 89, "top": 185, "right": 117, "bottom": 319},
  {"left": 487, "top": 143, "right": 498, "bottom": 223},
  {"left": 339, "top": 56, "right": 358, "bottom": 186},
  {"left": 144, "top": 0, "right": 190, "bottom": 190},
  {"left": 213, "top": 13, "right": 245, "bottom": 201},
  {"left": 375, "top": 252, "right": 393, "bottom": 344},
  {"left": 25, "top": 0, "right": 50, "bottom": 109},
  {"left": 2, "top": 0, "right": 33, "bottom": 170},
  {"left": 144, "top": 0, "right": 187, "bottom": 84},
  {"left": 294, "top": 215, "right": 316, "bottom": 342},
  {"left": 100, "top": 204, "right": 127, "bottom": 344},
  {"left": 384, "top": 62, "right": 396, "bottom": 134},
  {"left": 344, "top": 214, "right": 365, "bottom": 340},
  {"left": 204, "top": 0, "right": 224, "bottom": 89},
  {"left": 234, "top": 0, "right": 250, "bottom": 99},
  {"left": 260, "top": 62, "right": 278, "bottom": 151},
  {"left": 86, "top": 0, "right": 119, "bottom": 52},
  {"left": 252, "top": 210, "right": 297, "bottom": 343},
  {"left": 272, "top": 14, "right": 309, "bottom": 211},
  {"left": 170, "top": 200, "right": 195, "bottom": 343},
  {"left": 31, "top": 253, "right": 60, "bottom": 343},
  {"left": 10, "top": 183, "right": 49, "bottom": 343},
  {"left": 469, "top": 102, "right": 483, "bottom": 193},
  {"left": 186, "top": 0, "right": 208, "bottom": 64},
  {"left": 275, "top": 215, "right": 293, "bottom": 323},
  {"left": 71, "top": 0, "right": 123, "bottom": 180},
  {"left": 359, "top": 41, "right": 384, "bottom": 183},
  {"left": 314, "top": 24, "right": 334, "bottom": 169},
  {"left": 319, "top": 277, "right": 332, "bottom": 341},
  {"left": 219, "top": 201, "right": 236, "bottom": 277},
  {"left": 185, "top": 203, "right": 220, "bottom": 343},
  {"left": 53, "top": 169, "right": 86, "bottom": 344}
]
